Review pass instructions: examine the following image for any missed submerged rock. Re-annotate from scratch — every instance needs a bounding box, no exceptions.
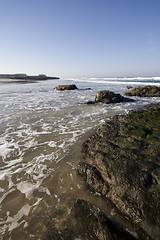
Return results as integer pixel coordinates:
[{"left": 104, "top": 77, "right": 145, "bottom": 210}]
[
  {"left": 85, "top": 87, "right": 92, "bottom": 90},
  {"left": 78, "top": 103, "right": 160, "bottom": 240},
  {"left": 86, "top": 101, "right": 95, "bottom": 105},
  {"left": 54, "top": 84, "right": 77, "bottom": 91},
  {"left": 95, "top": 90, "right": 133, "bottom": 104},
  {"left": 73, "top": 199, "right": 142, "bottom": 240},
  {"left": 43, "top": 199, "right": 143, "bottom": 240},
  {"left": 124, "top": 85, "right": 160, "bottom": 97},
  {"left": 127, "top": 86, "right": 133, "bottom": 89}
]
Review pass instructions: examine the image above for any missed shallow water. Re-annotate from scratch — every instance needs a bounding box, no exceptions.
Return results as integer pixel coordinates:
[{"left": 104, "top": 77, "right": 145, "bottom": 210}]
[{"left": 0, "top": 78, "right": 159, "bottom": 239}]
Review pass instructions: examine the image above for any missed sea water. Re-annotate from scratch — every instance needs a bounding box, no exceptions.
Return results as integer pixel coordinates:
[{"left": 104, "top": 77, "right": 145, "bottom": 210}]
[{"left": 0, "top": 77, "right": 160, "bottom": 239}]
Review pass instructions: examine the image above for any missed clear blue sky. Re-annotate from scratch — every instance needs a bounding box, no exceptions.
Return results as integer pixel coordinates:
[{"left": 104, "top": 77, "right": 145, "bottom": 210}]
[{"left": 0, "top": 0, "right": 160, "bottom": 78}]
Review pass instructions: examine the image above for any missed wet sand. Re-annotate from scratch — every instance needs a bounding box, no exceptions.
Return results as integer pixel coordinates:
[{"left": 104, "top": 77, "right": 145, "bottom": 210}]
[{"left": 0, "top": 79, "right": 38, "bottom": 83}]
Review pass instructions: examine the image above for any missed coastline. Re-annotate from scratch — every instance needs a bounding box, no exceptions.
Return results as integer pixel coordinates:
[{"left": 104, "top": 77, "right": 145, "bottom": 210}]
[
  {"left": 0, "top": 78, "right": 59, "bottom": 84},
  {"left": 0, "top": 74, "right": 59, "bottom": 83},
  {"left": 0, "top": 78, "right": 38, "bottom": 83}
]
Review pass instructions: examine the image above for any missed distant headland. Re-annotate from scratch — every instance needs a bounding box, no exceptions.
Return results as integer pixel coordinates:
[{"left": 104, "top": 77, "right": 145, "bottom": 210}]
[{"left": 0, "top": 74, "right": 59, "bottom": 82}]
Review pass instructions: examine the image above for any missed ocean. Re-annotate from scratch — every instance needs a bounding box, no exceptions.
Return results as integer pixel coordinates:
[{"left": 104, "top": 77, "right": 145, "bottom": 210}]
[{"left": 0, "top": 77, "right": 160, "bottom": 239}]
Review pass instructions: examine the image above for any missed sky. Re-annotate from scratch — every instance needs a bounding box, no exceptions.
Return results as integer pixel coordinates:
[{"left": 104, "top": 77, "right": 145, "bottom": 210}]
[{"left": 0, "top": 0, "right": 160, "bottom": 78}]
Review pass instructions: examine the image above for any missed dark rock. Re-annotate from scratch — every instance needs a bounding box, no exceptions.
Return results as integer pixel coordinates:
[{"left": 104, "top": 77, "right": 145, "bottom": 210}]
[
  {"left": 54, "top": 84, "right": 77, "bottom": 91},
  {"left": 127, "top": 86, "right": 133, "bottom": 89},
  {"left": 95, "top": 90, "right": 133, "bottom": 104},
  {"left": 43, "top": 199, "right": 143, "bottom": 240},
  {"left": 144, "top": 102, "right": 160, "bottom": 111},
  {"left": 124, "top": 85, "right": 160, "bottom": 97},
  {"left": 78, "top": 163, "right": 110, "bottom": 195},
  {"left": 73, "top": 199, "right": 142, "bottom": 240},
  {"left": 85, "top": 87, "right": 92, "bottom": 90},
  {"left": 79, "top": 103, "right": 160, "bottom": 240},
  {"left": 86, "top": 101, "right": 95, "bottom": 105}
]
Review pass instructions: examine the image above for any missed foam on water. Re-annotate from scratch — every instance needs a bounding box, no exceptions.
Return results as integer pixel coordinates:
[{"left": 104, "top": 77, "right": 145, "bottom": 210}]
[
  {"left": 16, "top": 180, "right": 50, "bottom": 200},
  {"left": 72, "top": 76, "right": 160, "bottom": 86},
  {"left": 1, "top": 199, "right": 42, "bottom": 233}
]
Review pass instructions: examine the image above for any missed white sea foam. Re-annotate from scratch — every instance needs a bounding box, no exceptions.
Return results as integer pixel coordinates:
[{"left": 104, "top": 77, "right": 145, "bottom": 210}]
[
  {"left": 16, "top": 180, "right": 50, "bottom": 200},
  {"left": 0, "top": 141, "right": 21, "bottom": 160},
  {"left": 0, "top": 142, "right": 13, "bottom": 159},
  {"left": 72, "top": 76, "right": 160, "bottom": 81},
  {"left": 78, "top": 79, "right": 160, "bottom": 86},
  {"left": 7, "top": 204, "right": 31, "bottom": 231},
  {"left": 0, "top": 198, "right": 42, "bottom": 234},
  {"left": 17, "top": 181, "right": 40, "bottom": 199},
  {"left": 38, "top": 186, "right": 51, "bottom": 195},
  {"left": 24, "top": 139, "right": 38, "bottom": 148},
  {"left": 0, "top": 187, "right": 4, "bottom": 192},
  {"left": 72, "top": 76, "right": 160, "bottom": 86},
  {"left": 0, "top": 208, "right": 29, "bottom": 234},
  {"left": 48, "top": 141, "right": 57, "bottom": 147},
  {"left": 0, "top": 157, "right": 23, "bottom": 181}
]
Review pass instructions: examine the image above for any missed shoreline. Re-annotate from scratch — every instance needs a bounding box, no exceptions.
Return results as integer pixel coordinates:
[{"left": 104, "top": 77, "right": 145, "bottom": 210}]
[
  {"left": 0, "top": 78, "right": 38, "bottom": 83},
  {"left": 0, "top": 78, "right": 59, "bottom": 83}
]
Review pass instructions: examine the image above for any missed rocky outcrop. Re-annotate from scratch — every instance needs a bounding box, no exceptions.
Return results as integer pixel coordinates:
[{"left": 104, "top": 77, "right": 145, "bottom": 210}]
[
  {"left": 54, "top": 84, "right": 77, "bottom": 91},
  {"left": 78, "top": 163, "right": 110, "bottom": 195},
  {"left": 124, "top": 85, "right": 160, "bottom": 97},
  {"left": 78, "top": 102, "right": 160, "bottom": 240},
  {"left": 95, "top": 90, "right": 133, "bottom": 104},
  {"left": 44, "top": 199, "right": 144, "bottom": 240}
]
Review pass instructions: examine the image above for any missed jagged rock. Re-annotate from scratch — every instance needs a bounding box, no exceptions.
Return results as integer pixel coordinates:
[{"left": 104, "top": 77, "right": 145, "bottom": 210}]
[
  {"left": 78, "top": 163, "right": 110, "bottom": 195},
  {"left": 78, "top": 103, "right": 160, "bottom": 240},
  {"left": 54, "top": 84, "right": 77, "bottom": 91},
  {"left": 95, "top": 90, "right": 133, "bottom": 104},
  {"left": 124, "top": 85, "right": 160, "bottom": 97}
]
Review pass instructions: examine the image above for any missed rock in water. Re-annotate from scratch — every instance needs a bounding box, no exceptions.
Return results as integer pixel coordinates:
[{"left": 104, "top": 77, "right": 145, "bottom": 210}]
[
  {"left": 73, "top": 199, "right": 141, "bottom": 240},
  {"left": 44, "top": 199, "right": 142, "bottom": 240},
  {"left": 124, "top": 85, "right": 160, "bottom": 97},
  {"left": 54, "top": 84, "right": 77, "bottom": 91},
  {"left": 78, "top": 103, "right": 160, "bottom": 240},
  {"left": 95, "top": 90, "right": 133, "bottom": 103},
  {"left": 86, "top": 101, "right": 95, "bottom": 105},
  {"left": 127, "top": 86, "right": 133, "bottom": 89}
]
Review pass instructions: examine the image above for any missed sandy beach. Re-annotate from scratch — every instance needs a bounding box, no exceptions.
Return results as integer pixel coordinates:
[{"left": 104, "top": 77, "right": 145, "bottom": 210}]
[{"left": 0, "top": 78, "right": 38, "bottom": 83}]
